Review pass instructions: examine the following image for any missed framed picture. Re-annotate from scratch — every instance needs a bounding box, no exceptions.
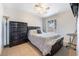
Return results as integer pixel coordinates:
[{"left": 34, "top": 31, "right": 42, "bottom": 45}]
[
  {"left": 48, "top": 19, "right": 56, "bottom": 32},
  {"left": 48, "top": 20, "right": 56, "bottom": 28}
]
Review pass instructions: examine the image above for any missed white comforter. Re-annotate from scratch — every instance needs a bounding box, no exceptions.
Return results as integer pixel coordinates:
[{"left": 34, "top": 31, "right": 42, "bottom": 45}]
[{"left": 28, "top": 32, "right": 63, "bottom": 55}]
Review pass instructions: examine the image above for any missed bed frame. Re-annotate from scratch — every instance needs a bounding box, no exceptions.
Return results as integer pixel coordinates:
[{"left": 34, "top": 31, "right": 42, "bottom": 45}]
[
  {"left": 51, "top": 37, "right": 63, "bottom": 55},
  {"left": 46, "top": 37, "right": 64, "bottom": 56},
  {"left": 29, "top": 36, "right": 64, "bottom": 56}
]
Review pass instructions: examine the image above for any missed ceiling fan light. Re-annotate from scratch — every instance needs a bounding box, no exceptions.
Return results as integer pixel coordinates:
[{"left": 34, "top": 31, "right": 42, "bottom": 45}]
[{"left": 34, "top": 3, "right": 50, "bottom": 14}]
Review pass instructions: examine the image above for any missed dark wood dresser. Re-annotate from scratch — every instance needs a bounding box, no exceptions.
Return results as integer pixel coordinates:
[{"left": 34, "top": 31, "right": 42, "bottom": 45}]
[{"left": 9, "top": 21, "right": 28, "bottom": 47}]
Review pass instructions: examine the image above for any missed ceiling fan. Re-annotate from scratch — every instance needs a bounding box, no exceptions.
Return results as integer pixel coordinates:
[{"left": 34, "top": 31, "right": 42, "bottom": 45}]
[{"left": 34, "top": 3, "right": 50, "bottom": 14}]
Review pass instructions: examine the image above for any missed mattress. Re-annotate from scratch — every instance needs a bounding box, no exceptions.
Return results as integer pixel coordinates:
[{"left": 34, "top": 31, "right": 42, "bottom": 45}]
[{"left": 28, "top": 32, "right": 63, "bottom": 55}]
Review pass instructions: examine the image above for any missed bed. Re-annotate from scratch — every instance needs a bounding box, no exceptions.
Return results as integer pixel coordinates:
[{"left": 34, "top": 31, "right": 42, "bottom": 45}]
[{"left": 28, "top": 30, "right": 64, "bottom": 56}]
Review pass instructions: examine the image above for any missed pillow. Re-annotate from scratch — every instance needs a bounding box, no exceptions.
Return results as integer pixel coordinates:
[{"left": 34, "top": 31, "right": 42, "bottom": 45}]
[
  {"left": 37, "top": 29, "right": 42, "bottom": 34},
  {"left": 29, "top": 30, "right": 37, "bottom": 34}
]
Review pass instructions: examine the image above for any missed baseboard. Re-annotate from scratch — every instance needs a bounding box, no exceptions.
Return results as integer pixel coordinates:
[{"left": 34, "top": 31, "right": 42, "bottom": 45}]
[{"left": 4, "top": 44, "right": 9, "bottom": 48}]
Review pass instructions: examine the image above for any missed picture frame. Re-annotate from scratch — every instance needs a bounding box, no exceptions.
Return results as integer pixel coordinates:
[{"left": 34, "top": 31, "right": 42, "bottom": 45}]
[{"left": 48, "top": 19, "right": 56, "bottom": 32}]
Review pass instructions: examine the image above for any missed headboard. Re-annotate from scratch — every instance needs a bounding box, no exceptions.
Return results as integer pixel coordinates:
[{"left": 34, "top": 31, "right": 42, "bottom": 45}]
[{"left": 28, "top": 26, "right": 40, "bottom": 30}]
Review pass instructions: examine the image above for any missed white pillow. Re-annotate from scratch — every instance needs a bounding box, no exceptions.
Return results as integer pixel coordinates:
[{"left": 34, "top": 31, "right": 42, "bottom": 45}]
[{"left": 29, "top": 30, "right": 38, "bottom": 35}]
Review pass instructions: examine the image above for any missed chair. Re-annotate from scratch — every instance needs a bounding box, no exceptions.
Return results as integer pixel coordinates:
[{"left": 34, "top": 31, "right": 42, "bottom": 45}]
[{"left": 66, "top": 33, "right": 77, "bottom": 50}]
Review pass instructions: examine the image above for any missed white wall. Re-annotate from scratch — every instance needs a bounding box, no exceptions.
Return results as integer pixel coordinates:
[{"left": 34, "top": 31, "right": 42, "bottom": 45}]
[
  {"left": 43, "top": 10, "right": 75, "bottom": 34},
  {"left": 0, "top": 4, "right": 3, "bottom": 55},
  {"left": 56, "top": 11, "right": 75, "bottom": 35},
  {"left": 3, "top": 6, "right": 42, "bottom": 27}
]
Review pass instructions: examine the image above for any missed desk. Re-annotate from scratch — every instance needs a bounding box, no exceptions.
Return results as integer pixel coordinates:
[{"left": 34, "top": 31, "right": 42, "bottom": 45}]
[{"left": 66, "top": 33, "right": 77, "bottom": 50}]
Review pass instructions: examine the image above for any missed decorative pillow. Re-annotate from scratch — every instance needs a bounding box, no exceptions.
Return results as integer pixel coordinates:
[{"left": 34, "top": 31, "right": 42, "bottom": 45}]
[{"left": 37, "top": 29, "right": 42, "bottom": 34}]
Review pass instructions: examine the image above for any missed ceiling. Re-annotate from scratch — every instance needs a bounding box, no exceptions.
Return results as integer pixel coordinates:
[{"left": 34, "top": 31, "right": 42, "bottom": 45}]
[{"left": 3, "top": 3, "right": 72, "bottom": 17}]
